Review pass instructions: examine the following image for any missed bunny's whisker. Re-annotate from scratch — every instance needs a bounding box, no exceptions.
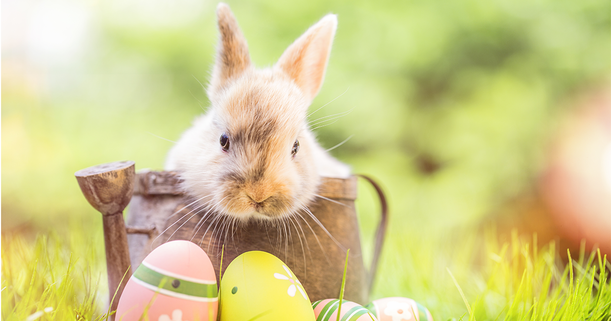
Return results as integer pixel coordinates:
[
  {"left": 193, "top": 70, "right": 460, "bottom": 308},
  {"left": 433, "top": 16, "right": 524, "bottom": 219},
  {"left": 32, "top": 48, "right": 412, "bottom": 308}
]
[
  {"left": 326, "top": 135, "right": 353, "bottom": 152},
  {"left": 291, "top": 212, "right": 312, "bottom": 257},
  {"left": 295, "top": 207, "right": 333, "bottom": 266},
  {"left": 220, "top": 218, "right": 229, "bottom": 254},
  {"left": 287, "top": 214, "right": 307, "bottom": 278},
  {"left": 308, "top": 108, "right": 354, "bottom": 125},
  {"left": 190, "top": 198, "right": 226, "bottom": 242},
  {"left": 187, "top": 88, "right": 209, "bottom": 113},
  {"left": 192, "top": 74, "right": 205, "bottom": 89},
  {"left": 191, "top": 209, "right": 212, "bottom": 238},
  {"left": 215, "top": 215, "right": 232, "bottom": 255},
  {"left": 191, "top": 195, "right": 223, "bottom": 228},
  {"left": 301, "top": 205, "right": 347, "bottom": 252},
  {"left": 310, "top": 120, "right": 341, "bottom": 131},
  {"left": 186, "top": 197, "right": 225, "bottom": 246},
  {"left": 307, "top": 87, "right": 349, "bottom": 118},
  {"left": 308, "top": 107, "right": 353, "bottom": 125},
  {"left": 314, "top": 194, "right": 349, "bottom": 208},
  {"left": 202, "top": 199, "right": 230, "bottom": 253},
  {"left": 199, "top": 197, "right": 227, "bottom": 236},
  {"left": 165, "top": 194, "right": 213, "bottom": 222},
  {"left": 230, "top": 216, "right": 238, "bottom": 247},
  {"left": 279, "top": 218, "right": 286, "bottom": 256},
  {"left": 279, "top": 217, "right": 286, "bottom": 258},
  {"left": 190, "top": 213, "right": 210, "bottom": 242},
  {"left": 165, "top": 201, "right": 215, "bottom": 242},
  {"left": 280, "top": 217, "right": 287, "bottom": 262},
  {"left": 205, "top": 215, "right": 224, "bottom": 254},
  {"left": 286, "top": 217, "right": 292, "bottom": 258},
  {"left": 223, "top": 214, "right": 238, "bottom": 251},
  {"left": 154, "top": 196, "right": 213, "bottom": 245},
  {"left": 147, "top": 132, "right": 177, "bottom": 144},
  {"left": 204, "top": 216, "right": 221, "bottom": 253}
]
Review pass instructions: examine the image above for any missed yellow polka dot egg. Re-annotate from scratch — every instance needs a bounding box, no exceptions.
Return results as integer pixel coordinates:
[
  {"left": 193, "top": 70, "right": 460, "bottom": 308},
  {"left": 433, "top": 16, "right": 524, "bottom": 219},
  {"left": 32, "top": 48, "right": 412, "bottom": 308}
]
[{"left": 219, "top": 251, "right": 315, "bottom": 321}]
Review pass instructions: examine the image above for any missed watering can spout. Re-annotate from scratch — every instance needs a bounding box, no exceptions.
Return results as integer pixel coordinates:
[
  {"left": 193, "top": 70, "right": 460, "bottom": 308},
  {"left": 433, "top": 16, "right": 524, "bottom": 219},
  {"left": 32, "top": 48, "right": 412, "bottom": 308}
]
[{"left": 75, "top": 160, "right": 136, "bottom": 321}]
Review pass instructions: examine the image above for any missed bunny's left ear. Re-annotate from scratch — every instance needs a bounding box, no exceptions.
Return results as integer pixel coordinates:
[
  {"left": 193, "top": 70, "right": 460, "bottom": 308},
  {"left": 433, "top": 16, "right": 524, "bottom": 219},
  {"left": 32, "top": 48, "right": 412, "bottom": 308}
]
[{"left": 275, "top": 14, "right": 337, "bottom": 102}]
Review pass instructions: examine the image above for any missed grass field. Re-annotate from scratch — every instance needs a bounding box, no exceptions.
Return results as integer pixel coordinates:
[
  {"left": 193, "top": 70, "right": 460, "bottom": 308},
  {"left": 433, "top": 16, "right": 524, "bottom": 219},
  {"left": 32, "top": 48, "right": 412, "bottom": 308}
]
[
  {"left": 2, "top": 1, "right": 611, "bottom": 320},
  {"left": 3, "top": 223, "right": 610, "bottom": 321}
]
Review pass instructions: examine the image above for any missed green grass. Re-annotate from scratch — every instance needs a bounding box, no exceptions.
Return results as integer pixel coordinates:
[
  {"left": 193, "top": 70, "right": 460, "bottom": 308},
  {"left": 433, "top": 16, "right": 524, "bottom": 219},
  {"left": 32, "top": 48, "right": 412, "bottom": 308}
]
[
  {"left": 2, "top": 227, "right": 610, "bottom": 321},
  {"left": 371, "top": 229, "right": 611, "bottom": 321},
  {"left": 1, "top": 226, "right": 106, "bottom": 321}
]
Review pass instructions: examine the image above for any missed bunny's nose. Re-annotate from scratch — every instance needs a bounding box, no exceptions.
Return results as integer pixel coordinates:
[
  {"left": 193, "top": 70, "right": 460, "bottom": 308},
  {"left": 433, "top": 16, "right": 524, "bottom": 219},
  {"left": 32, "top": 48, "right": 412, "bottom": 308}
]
[
  {"left": 246, "top": 192, "right": 271, "bottom": 204},
  {"left": 244, "top": 182, "right": 275, "bottom": 206}
]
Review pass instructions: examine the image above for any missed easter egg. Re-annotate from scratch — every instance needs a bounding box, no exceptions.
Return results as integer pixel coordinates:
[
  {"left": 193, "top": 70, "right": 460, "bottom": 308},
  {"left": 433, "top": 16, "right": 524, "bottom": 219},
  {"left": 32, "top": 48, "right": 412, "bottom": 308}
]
[
  {"left": 313, "top": 299, "right": 378, "bottom": 321},
  {"left": 365, "top": 297, "right": 433, "bottom": 321},
  {"left": 219, "top": 251, "right": 315, "bottom": 321},
  {"left": 115, "top": 240, "right": 218, "bottom": 321}
]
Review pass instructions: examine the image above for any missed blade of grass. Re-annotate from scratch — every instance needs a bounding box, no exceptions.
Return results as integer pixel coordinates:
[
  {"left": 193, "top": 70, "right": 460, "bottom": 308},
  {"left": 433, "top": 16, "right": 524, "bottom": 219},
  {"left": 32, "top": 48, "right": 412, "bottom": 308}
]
[
  {"left": 337, "top": 249, "right": 350, "bottom": 321},
  {"left": 447, "top": 268, "right": 475, "bottom": 321},
  {"left": 105, "top": 266, "right": 131, "bottom": 320},
  {"left": 214, "top": 244, "right": 225, "bottom": 321}
]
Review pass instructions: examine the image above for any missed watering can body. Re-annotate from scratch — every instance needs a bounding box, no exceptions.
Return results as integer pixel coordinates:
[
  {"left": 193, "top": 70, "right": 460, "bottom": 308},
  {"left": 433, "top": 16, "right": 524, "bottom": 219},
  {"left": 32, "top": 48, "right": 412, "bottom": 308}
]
[{"left": 125, "top": 171, "right": 374, "bottom": 304}]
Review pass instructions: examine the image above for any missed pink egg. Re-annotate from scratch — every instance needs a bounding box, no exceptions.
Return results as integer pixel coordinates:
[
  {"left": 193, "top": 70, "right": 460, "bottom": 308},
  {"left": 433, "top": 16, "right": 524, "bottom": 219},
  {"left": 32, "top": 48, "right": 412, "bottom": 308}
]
[
  {"left": 365, "top": 297, "right": 433, "bottom": 321},
  {"left": 115, "top": 240, "right": 218, "bottom": 321},
  {"left": 313, "top": 299, "right": 378, "bottom": 321}
]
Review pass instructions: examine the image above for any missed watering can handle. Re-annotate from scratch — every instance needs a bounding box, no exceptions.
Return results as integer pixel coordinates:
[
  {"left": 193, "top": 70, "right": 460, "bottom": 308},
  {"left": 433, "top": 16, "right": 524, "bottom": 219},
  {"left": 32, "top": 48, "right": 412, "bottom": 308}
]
[{"left": 356, "top": 174, "right": 389, "bottom": 294}]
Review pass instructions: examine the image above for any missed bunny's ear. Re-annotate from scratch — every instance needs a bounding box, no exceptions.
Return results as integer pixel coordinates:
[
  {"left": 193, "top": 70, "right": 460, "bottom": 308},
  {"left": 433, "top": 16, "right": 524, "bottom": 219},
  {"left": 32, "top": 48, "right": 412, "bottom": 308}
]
[
  {"left": 275, "top": 14, "right": 337, "bottom": 102},
  {"left": 208, "top": 3, "right": 251, "bottom": 97}
]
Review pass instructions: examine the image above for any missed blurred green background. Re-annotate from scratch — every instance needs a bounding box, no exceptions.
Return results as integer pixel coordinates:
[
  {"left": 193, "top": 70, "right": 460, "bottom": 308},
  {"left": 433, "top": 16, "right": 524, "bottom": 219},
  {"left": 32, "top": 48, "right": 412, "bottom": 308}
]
[{"left": 2, "top": 0, "right": 611, "bottom": 317}]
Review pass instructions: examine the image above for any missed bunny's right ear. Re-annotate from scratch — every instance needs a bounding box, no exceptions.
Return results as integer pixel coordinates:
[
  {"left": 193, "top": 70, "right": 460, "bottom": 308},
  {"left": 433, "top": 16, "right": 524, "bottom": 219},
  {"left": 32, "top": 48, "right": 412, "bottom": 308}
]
[
  {"left": 208, "top": 3, "right": 252, "bottom": 98},
  {"left": 275, "top": 14, "right": 337, "bottom": 103}
]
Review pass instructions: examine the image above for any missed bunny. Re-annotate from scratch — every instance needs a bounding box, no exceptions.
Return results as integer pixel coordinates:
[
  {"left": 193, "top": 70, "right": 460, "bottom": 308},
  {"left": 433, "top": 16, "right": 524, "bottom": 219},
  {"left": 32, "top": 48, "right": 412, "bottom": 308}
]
[{"left": 165, "top": 3, "right": 351, "bottom": 222}]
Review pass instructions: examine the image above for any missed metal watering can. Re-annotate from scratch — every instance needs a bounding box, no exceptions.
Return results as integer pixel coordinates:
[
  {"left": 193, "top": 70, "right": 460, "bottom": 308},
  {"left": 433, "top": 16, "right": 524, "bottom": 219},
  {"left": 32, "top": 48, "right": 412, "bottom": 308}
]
[{"left": 75, "top": 161, "right": 387, "bottom": 317}]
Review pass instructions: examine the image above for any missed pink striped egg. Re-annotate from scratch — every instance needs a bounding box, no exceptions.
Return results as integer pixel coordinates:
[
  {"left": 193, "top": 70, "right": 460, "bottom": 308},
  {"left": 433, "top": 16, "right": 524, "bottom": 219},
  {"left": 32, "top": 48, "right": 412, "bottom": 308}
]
[
  {"left": 313, "top": 299, "right": 378, "bottom": 321},
  {"left": 365, "top": 297, "right": 433, "bottom": 321},
  {"left": 115, "top": 240, "right": 218, "bottom": 321}
]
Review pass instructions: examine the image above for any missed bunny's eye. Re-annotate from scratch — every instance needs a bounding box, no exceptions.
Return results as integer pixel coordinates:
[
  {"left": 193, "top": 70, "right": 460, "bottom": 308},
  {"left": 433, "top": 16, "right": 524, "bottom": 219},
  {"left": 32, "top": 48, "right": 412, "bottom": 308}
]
[
  {"left": 220, "top": 133, "right": 230, "bottom": 152},
  {"left": 291, "top": 140, "right": 299, "bottom": 157}
]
